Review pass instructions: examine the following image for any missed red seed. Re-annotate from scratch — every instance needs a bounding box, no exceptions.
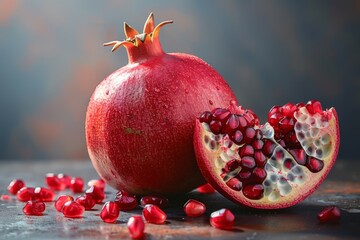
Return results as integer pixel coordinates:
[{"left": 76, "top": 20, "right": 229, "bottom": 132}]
[
  {"left": 212, "top": 108, "right": 231, "bottom": 124},
  {"left": 289, "top": 149, "right": 307, "bottom": 165},
  {"left": 229, "top": 130, "right": 243, "bottom": 144},
  {"left": 33, "top": 187, "right": 55, "bottom": 202},
  {"left": 127, "top": 215, "right": 145, "bottom": 239},
  {"left": 268, "top": 112, "right": 283, "bottom": 126},
  {"left": 284, "top": 131, "right": 300, "bottom": 148},
  {"left": 254, "top": 150, "right": 267, "bottom": 168},
  {"left": 237, "top": 115, "right": 248, "bottom": 130},
  {"left": 223, "top": 114, "right": 240, "bottom": 134},
  {"left": 114, "top": 190, "right": 138, "bottom": 210},
  {"left": 197, "top": 183, "right": 216, "bottom": 194},
  {"left": 209, "top": 120, "right": 222, "bottom": 134},
  {"left": 87, "top": 179, "right": 106, "bottom": 191},
  {"left": 140, "top": 195, "right": 168, "bottom": 208},
  {"left": 23, "top": 200, "right": 46, "bottom": 216},
  {"left": 307, "top": 157, "right": 324, "bottom": 173},
  {"left": 199, "top": 111, "right": 212, "bottom": 124},
  {"left": 318, "top": 206, "right": 341, "bottom": 223},
  {"left": 17, "top": 187, "right": 35, "bottom": 202},
  {"left": 62, "top": 201, "right": 85, "bottom": 218},
  {"left": 100, "top": 201, "right": 120, "bottom": 223},
  {"left": 242, "top": 184, "right": 264, "bottom": 200},
  {"left": 252, "top": 168, "right": 267, "bottom": 183},
  {"left": 224, "top": 159, "right": 239, "bottom": 172},
  {"left": 306, "top": 100, "right": 322, "bottom": 114},
  {"left": 226, "top": 178, "right": 242, "bottom": 191},
  {"left": 237, "top": 169, "right": 252, "bottom": 181},
  {"left": 244, "top": 127, "right": 256, "bottom": 143},
  {"left": 70, "top": 177, "right": 84, "bottom": 193},
  {"left": 239, "top": 145, "right": 254, "bottom": 157},
  {"left": 240, "top": 156, "right": 256, "bottom": 169},
  {"left": 262, "top": 140, "right": 276, "bottom": 157},
  {"left": 278, "top": 117, "right": 295, "bottom": 134},
  {"left": 142, "top": 204, "right": 167, "bottom": 224},
  {"left": 252, "top": 139, "right": 264, "bottom": 150},
  {"left": 7, "top": 179, "right": 25, "bottom": 195},
  {"left": 45, "top": 173, "right": 67, "bottom": 191},
  {"left": 55, "top": 195, "right": 74, "bottom": 212},
  {"left": 1, "top": 194, "right": 10, "bottom": 200},
  {"left": 57, "top": 173, "right": 72, "bottom": 188},
  {"left": 76, "top": 194, "right": 96, "bottom": 210},
  {"left": 282, "top": 102, "right": 296, "bottom": 117},
  {"left": 210, "top": 208, "right": 235, "bottom": 230},
  {"left": 283, "top": 158, "right": 295, "bottom": 170},
  {"left": 183, "top": 199, "right": 206, "bottom": 217},
  {"left": 85, "top": 185, "right": 105, "bottom": 203}
]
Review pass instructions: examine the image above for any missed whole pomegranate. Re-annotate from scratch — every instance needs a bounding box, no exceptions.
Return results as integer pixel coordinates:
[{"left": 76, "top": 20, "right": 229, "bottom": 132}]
[
  {"left": 85, "top": 13, "right": 236, "bottom": 195},
  {"left": 194, "top": 100, "right": 340, "bottom": 209}
]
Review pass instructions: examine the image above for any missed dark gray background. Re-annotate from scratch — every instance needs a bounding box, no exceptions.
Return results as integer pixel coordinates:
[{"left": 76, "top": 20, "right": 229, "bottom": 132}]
[{"left": 0, "top": 0, "right": 358, "bottom": 161}]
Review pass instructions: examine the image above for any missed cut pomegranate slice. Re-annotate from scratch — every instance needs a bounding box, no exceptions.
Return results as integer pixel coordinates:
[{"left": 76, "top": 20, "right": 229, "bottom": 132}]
[
  {"left": 127, "top": 216, "right": 145, "bottom": 239},
  {"left": 183, "top": 199, "right": 206, "bottom": 217},
  {"left": 7, "top": 179, "right": 25, "bottom": 195},
  {"left": 194, "top": 100, "right": 340, "bottom": 209},
  {"left": 142, "top": 204, "right": 167, "bottom": 224},
  {"left": 209, "top": 208, "right": 235, "bottom": 230}
]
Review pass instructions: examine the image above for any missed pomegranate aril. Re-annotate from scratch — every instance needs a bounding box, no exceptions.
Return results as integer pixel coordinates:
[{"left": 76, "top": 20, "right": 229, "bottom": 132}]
[
  {"left": 212, "top": 108, "right": 230, "bottom": 123},
  {"left": 100, "top": 201, "right": 120, "bottom": 223},
  {"left": 282, "top": 102, "right": 296, "bottom": 117},
  {"left": 229, "top": 130, "right": 243, "bottom": 144},
  {"left": 210, "top": 208, "right": 235, "bottom": 230},
  {"left": 306, "top": 100, "right": 322, "bottom": 114},
  {"left": 17, "top": 187, "right": 35, "bottom": 202},
  {"left": 199, "top": 111, "right": 212, "bottom": 124},
  {"left": 226, "top": 177, "right": 242, "bottom": 191},
  {"left": 114, "top": 190, "right": 138, "bottom": 210},
  {"left": 239, "top": 145, "right": 254, "bottom": 157},
  {"left": 57, "top": 173, "right": 72, "bottom": 188},
  {"left": 268, "top": 112, "right": 283, "bottom": 126},
  {"left": 1, "top": 194, "right": 10, "bottom": 200},
  {"left": 252, "top": 139, "right": 264, "bottom": 150},
  {"left": 284, "top": 131, "right": 300, "bottom": 148},
  {"left": 278, "top": 117, "right": 295, "bottom": 134},
  {"left": 23, "top": 200, "right": 46, "bottom": 216},
  {"left": 128, "top": 216, "right": 145, "bottom": 239},
  {"left": 255, "top": 129, "right": 263, "bottom": 139},
  {"left": 307, "top": 157, "right": 324, "bottom": 173},
  {"left": 209, "top": 120, "right": 222, "bottom": 134},
  {"left": 240, "top": 156, "right": 256, "bottom": 169},
  {"left": 183, "top": 199, "right": 206, "bottom": 217},
  {"left": 8, "top": 179, "right": 25, "bottom": 195},
  {"left": 289, "top": 149, "right": 307, "bottom": 165},
  {"left": 45, "top": 173, "right": 67, "bottom": 191},
  {"left": 55, "top": 195, "right": 74, "bottom": 212},
  {"left": 252, "top": 168, "right": 267, "bottom": 183},
  {"left": 62, "top": 201, "right": 85, "bottom": 218},
  {"left": 142, "top": 204, "right": 167, "bottom": 224},
  {"left": 318, "top": 206, "right": 341, "bottom": 223},
  {"left": 237, "top": 115, "right": 248, "bottom": 130},
  {"left": 140, "top": 195, "right": 168, "bottom": 208},
  {"left": 237, "top": 169, "right": 251, "bottom": 181},
  {"left": 244, "top": 127, "right": 256, "bottom": 144},
  {"left": 268, "top": 105, "right": 281, "bottom": 118},
  {"left": 224, "top": 159, "right": 239, "bottom": 172},
  {"left": 85, "top": 185, "right": 105, "bottom": 203},
  {"left": 254, "top": 150, "right": 267, "bottom": 168},
  {"left": 223, "top": 114, "right": 239, "bottom": 134},
  {"left": 283, "top": 158, "right": 295, "bottom": 170},
  {"left": 76, "top": 194, "right": 96, "bottom": 210},
  {"left": 88, "top": 178, "right": 106, "bottom": 191},
  {"left": 242, "top": 184, "right": 264, "bottom": 200},
  {"left": 70, "top": 177, "right": 84, "bottom": 193},
  {"left": 197, "top": 183, "right": 216, "bottom": 194},
  {"left": 33, "top": 187, "right": 55, "bottom": 202}
]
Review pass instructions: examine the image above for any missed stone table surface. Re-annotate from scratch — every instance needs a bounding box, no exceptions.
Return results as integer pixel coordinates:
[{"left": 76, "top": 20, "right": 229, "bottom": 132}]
[{"left": 0, "top": 159, "right": 359, "bottom": 240}]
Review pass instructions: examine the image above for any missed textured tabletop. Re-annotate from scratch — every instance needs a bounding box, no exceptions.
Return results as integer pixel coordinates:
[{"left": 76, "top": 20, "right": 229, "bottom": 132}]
[{"left": 0, "top": 159, "right": 359, "bottom": 240}]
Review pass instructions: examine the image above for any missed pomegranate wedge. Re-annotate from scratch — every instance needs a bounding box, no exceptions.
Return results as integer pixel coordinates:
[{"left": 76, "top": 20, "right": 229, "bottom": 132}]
[{"left": 194, "top": 100, "right": 340, "bottom": 209}]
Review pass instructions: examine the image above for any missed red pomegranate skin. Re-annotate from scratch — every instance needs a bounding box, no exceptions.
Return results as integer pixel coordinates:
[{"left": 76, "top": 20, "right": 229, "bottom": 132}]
[{"left": 86, "top": 14, "right": 237, "bottom": 195}]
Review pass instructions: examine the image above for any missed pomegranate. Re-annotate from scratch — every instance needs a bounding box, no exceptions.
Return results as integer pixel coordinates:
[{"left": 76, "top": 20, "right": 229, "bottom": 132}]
[
  {"left": 194, "top": 100, "right": 340, "bottom": 209},
  {"left": 318, "top": 206, "right": 341, "bottom": 223},
  {"left": 127, "top": 216, "right": 145, "bottom": 239},
  {"left": 85, "top": 13, "right": 236, "bottom": 195}
]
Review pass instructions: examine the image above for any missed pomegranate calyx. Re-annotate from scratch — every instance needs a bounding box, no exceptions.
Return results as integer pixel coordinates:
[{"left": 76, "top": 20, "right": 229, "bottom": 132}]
[{"left": 103, "top": 13, "right": 173, "bottom": 63}]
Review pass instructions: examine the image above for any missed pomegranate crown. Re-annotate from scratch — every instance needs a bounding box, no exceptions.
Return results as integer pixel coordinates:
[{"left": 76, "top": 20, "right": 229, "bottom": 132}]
[{"left": 103, "top": 13, "right": 173, "bottom": 52}]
